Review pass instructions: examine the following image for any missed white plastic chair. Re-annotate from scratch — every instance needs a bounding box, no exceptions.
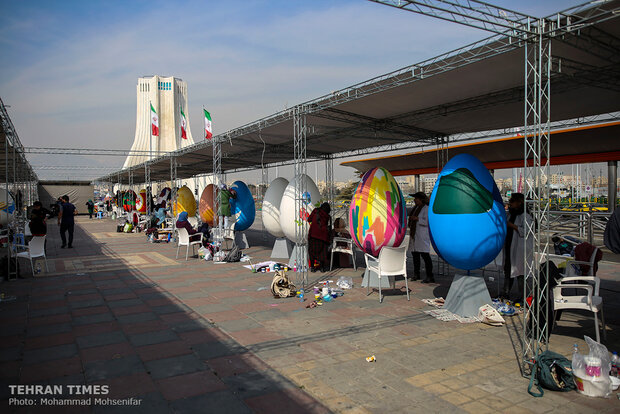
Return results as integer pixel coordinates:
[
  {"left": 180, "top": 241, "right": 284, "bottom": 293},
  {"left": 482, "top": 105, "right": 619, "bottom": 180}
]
[
  {"left": 15, "top": 235, "right": 48, "bottom": 276},
  {"left": 330, "top": 237, "right": 356, "bottom": 271},
  {"left": 548, "top": 246, "right": 605, "bottom": 342},
  {"left": 553, "top": 275, "right": 606, "bottom": 342},
  {"left": 176, "top": 227, "right": 203, "bottom": 260},
  {"left": 364, "top": 237, "right": 410, "bottom": 303}
]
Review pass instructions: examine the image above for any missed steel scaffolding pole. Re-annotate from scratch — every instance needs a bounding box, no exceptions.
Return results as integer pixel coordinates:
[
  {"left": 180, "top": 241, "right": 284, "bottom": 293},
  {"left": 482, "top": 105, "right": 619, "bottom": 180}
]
[
  {"left": 293, "top": 106, "right": 308, "bottom": 287},
  {"left": 521, "top": 18, "right": 552, "bottom": 373},
  {"left": 325, "top": 155, "right": 334, "bottom": 207},
  {"left": 170, "top": 156, "right": 178, "bottom": 216},
  {"left": 145, "top": 162, "right": 151, "bottom": 216},
  {"left": 212, "top": 137, "right": 222, "bottom": 241}
]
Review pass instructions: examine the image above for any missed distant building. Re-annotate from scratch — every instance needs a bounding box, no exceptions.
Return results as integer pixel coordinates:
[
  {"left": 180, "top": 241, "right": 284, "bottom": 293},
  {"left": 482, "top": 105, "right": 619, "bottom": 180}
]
[{"left": 123, "top": 76, "right": 195, "bottom": 169}]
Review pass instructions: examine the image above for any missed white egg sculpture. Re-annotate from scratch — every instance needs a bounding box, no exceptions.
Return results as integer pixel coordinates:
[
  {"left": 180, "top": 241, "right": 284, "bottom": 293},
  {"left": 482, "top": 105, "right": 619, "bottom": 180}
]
[
  {"left": 279, "top": 174, "right": 321, "bottom": 244},
  {"left": 262, "top": 177, "right": 289, "bottom": 238},
  {"left": 0, "top": 189, "right": 16, "bottom": 226}
]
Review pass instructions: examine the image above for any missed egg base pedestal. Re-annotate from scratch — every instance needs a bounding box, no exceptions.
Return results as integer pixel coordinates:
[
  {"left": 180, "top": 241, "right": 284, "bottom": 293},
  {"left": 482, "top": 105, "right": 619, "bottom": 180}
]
[
  {"left": 234, "top": 232, "right": 249, "bottom": 250},
  {"left": 442, "top": 273, "right": 492, "bottom": 318},
  {"left": 271, "top": 237, "right": 293, "bottom": 259},
  {"left": 288, "top": 244, "right": 308, "bottom": 271}
]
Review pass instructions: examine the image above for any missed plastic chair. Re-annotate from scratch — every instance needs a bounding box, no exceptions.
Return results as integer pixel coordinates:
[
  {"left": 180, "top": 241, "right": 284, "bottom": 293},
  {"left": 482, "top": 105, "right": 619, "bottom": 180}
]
[
  {"left": 330, "top": 237, "right": 356, "bottom": 271},
  {"left": 553, "top": 275, "right": 606, "bottom": 342},
  {"left": 364, "top": 238, "right": 409, "bottom": 303},
  {"left": 15, "top": 235, "right": 48, "bottom": 276},
  {"left": 176, "top": 227, "right": 203, "bottom": 260}
]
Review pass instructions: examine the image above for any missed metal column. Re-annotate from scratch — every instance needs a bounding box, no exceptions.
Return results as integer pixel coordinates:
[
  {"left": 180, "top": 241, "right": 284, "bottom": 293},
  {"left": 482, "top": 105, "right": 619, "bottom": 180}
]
[
  {"left": 608, "top": 161, "right": 617, "bottom": 213},
  {"left": 170, "top": 156, "right": 178, "bottom": 214},
  {"left": 325, "top": 155, "right": 334, "bottom": 207},
  {"left": 145, "top": 162, "right": 151, "bottom": 216},
  {"left": 293, "top": 106, "right": 308, "bottom": 287},
  {"left": 212, "top": 136, "right": 222, "bottom": 241},
  {"left": 521, "top": 18, "right": 552, "bottom": 373}
]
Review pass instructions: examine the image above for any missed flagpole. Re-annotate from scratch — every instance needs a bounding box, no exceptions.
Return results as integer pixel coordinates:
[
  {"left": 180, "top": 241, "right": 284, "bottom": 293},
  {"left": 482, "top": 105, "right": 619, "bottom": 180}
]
[{"left": 149, "top": 100, "right": 153, "bottom": 162}]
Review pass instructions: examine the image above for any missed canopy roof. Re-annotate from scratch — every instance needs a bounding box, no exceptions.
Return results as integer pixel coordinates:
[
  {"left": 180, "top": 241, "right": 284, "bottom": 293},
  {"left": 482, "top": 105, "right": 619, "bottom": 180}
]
[
  {"left": 342, "top": 121, "right": 620, "bottom": 176},
  {"left": 100, "top": 1, "right": 620, "bottom": 184}
]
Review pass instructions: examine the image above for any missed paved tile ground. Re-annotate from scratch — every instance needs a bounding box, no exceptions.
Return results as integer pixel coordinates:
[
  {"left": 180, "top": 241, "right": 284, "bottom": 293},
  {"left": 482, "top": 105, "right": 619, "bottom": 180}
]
[{"left": 1, "top": 215, "right": 619, "bottom": 413}]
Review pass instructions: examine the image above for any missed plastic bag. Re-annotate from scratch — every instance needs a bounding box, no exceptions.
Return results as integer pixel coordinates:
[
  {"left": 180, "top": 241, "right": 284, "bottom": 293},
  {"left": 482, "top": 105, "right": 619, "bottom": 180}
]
[
  {"left": 478, "top": 304, "right": 505, "bottom": 326},
  {"left": 336, "top": 276, "right": 353, "bottom": 289},
  {"left": 572, "top": 335, "right": 613, "bottom": 398}
]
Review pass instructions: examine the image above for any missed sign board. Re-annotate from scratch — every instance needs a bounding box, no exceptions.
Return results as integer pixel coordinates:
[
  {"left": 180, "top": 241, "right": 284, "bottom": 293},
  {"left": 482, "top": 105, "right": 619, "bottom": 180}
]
[{"left": 506, "top": 190, "right": 512, "bottom": 198}]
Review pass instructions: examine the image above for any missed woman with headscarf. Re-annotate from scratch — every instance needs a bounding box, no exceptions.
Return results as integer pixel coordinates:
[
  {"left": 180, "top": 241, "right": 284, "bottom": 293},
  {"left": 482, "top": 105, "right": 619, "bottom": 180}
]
[
  {"left": 308, "top": 202, "right": 332, "bottom": 272},
  {"left": 154, "top": 204, "right": 168, "bottom": 227},
  {"left": 176, "top": 211, "right": 210, "bottom": 246},
  {"left": 85, "top": 200, "right": 95, "bottom": 219},
  {"left": 502, "top": 192, "right": 533, "bottom": 300},
  {"left": 408, "top": 192, "right": 434, "bottom": 283}
]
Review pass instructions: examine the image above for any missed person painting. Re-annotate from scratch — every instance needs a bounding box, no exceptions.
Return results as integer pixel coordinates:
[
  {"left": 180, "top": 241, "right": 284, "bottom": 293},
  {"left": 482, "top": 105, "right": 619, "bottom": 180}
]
[
  {"left": 408, "top": 192, "right": 434, "bottom": 283},
  {"left": 154, "top": 203, "right": 168, "bottom": 227},
  {"left": 502, "top": 192, "right": 533, "bottom": 300},
  {"left": 217, "top": 184, "right": 234, "bottom": 235},
  {"left": 308, "top": 202, "right": 331, "bottom": 272},
  {"left": 85, "top": 199, "right": 95, "bottom": 219},
  {"left": 175, "top": 211, "right": 209, "bottom": 246},
  {"left": 58, "top": 195, "right": 77, "bottom": 248}
]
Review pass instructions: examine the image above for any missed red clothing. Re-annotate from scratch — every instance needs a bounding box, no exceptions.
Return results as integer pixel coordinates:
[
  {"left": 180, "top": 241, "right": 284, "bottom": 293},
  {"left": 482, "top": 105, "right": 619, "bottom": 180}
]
[
  {"left": 574, "top": 242, "right": 603, "bottom": 275},
  {"left": 308, "top": 208, "right": 330, "bottom": 242}
]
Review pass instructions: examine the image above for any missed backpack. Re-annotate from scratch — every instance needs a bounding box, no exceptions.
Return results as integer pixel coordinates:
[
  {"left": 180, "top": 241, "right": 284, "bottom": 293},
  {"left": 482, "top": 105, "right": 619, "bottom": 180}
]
[
  {"left": 270, "top": 271, "right": 296, "bottom": 298},
  {"left": 528, "top": 350, "right": 575, "bottom": 397},
  {"left": 223, "top": 245, "right": 241, "bottom": 262}
]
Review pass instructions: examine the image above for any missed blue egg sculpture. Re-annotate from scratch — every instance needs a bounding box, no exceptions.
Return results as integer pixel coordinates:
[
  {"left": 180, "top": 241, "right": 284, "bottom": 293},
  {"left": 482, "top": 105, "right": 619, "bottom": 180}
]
[
  {"left": 428, "top": 154, "right": 506, "bottom": 270},
  {"left": 230, "top": 181, "right": 256, "bottom": 231}
]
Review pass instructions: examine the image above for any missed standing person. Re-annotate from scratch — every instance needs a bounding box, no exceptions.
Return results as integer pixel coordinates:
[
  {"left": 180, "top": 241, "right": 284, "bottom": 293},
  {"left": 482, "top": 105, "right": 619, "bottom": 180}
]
[
  {"left": 58, "top": 195, "right": 77, "bottom": 248},
  {"left": 217, "top": 184, "right": 233, "bottom": 236},
  {"left": 85, "top": 199, "right": 95, "bottom": 219},
  {"left": 502, "top": 193, "right": 533, "bottom": 300},
  {"left": 29, "top": 201, "right": 49, "bottom": 237},
  {"left": 408, "top": 192, "right": 434, "bottom": 283},
  {"left": 308, "top": 202, "right": 332, "bottom": 272}
]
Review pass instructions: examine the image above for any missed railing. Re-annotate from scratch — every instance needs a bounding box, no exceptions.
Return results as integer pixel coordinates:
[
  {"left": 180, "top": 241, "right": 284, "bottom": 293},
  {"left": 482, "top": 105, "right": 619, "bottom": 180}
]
[{"left": 544, "top": 210, "right": 611, "bottom": 245}]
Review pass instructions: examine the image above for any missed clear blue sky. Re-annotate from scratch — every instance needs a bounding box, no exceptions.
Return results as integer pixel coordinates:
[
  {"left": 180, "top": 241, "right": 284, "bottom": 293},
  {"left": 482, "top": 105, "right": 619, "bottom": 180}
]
[{"left": 0, "top": 0, "right": 584, "bottom": 181}]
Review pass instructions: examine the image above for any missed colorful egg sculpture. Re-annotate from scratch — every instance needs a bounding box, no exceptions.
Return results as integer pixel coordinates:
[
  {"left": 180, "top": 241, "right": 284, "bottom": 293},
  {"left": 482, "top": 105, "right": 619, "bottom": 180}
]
[
  {"left": 199, "top": 184, "right": 216, "bottom": 226},
  {"left": 136, "top": 189, "right": 147, "bottom": 214},
  {"left": 122, "top": 190, "right": 136, "bottom": 212},
  {"left": 279, "top": 175, "right": 321, "bottom": 244},
  {"left": 349, "top": 167, "right": 407, "bottom": 257},
  {"left": 428, "top": 153, "right": 506, "bottom": 270},
  {"left": 173, "top": 185, "right": 197, "bottom": 217},
  {"left": 0, "top": 189, "right": 16, "bottom": 226},
  {"left": 229, "top": 181, "right": 256, "bottom": 231},
  {"left": 262, "top": 177, "right": 289, "bottom": 238}
]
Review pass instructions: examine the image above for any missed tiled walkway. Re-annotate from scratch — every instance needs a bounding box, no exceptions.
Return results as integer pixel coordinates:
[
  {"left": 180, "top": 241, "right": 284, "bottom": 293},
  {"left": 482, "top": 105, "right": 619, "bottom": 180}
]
[{"left": 1, "top": 216, "right": 619, "bottom": 413}]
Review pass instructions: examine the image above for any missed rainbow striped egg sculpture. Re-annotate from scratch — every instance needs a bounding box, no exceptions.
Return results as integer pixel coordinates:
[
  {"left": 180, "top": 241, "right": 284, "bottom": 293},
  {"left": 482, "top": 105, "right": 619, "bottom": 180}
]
[{"left": 349, "top": 167, "right": 407, "bottom": 257}]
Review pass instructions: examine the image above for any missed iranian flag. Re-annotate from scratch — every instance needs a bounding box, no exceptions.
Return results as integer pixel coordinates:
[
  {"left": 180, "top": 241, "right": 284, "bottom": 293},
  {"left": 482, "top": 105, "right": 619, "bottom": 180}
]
[
  {"left": 151, "top": 104, "right": 159, "bottom": 136},
  {"left": 204, "top": 109, "right": 212, "bottom": 140},
  {"left": 180, "top": 107, "right": 187, "bottom": 139}
]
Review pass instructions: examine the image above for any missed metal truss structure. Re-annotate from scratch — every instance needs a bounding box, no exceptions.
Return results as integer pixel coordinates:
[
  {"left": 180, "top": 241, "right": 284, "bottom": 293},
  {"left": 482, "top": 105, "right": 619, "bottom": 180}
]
[
  {"left": 212, "top": 137, "right": 222, "bottom": 241},
  {"left": 293, "top": 106, "right": 308, "bottom": 287},
  {"left": 324, "top": 156, "right": 334, "bottom": 207},
  {"left": 1, "top": 97, "right": 39, "bottom": 280}
]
